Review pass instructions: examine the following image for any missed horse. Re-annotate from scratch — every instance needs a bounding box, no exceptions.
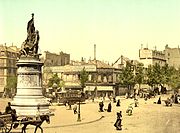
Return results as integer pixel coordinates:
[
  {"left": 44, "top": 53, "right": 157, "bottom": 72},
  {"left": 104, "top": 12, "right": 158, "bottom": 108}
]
[{"left": 21, "top": 115, "right": 50, "bottom": 133}]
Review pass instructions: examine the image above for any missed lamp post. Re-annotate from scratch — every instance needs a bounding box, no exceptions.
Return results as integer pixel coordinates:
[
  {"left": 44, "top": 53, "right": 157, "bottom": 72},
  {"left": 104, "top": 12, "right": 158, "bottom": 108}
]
[{"left": 77, "top": 91, "right": 81, "bottom": 122}]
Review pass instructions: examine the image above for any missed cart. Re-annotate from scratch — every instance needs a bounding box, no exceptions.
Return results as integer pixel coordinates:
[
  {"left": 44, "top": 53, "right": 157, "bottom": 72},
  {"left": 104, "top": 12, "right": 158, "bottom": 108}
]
[{"left": 0, "top": 114, "right": 13, "bottom": 133}]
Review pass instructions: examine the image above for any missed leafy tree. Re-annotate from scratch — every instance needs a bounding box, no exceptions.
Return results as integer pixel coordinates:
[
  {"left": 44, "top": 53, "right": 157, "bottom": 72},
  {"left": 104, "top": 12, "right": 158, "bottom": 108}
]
[
  {"left": 48, "top": 73, "right": 60, "bottom": 87},
  {"left": 146, "top": 63, "right": 180, "bottom": 92},
  {"left": 161, "top": 64, "right": 169, "bottom": 86},
  {"left": 5, "top": 76, "right": 17, "bottom": 97},
  {"left": 59, "top": 80, "right": 65, "bottom": 89},
  {"left": 43, "top": 67, "right": 53, "bottom": 86},
  {"left": 119, "top": 61, "right": 135, "bottom": 92},
  {"left": 169, "top": 67, "right": 180, "bottom": 92},
  {"left": 134, "top": 63, "right": 144, "bottom": 89},
  {"left": 146, "top": 65, "right": 156, "bottom": 88},
  {"left": 6, "top": 76, "right": 17, "bottom": 89},
  {"left": 80, "top": 67, "right": 89, "bottom": 92},
  {"left": 146, "top": 63, "right": 164, "bottom": 88}
]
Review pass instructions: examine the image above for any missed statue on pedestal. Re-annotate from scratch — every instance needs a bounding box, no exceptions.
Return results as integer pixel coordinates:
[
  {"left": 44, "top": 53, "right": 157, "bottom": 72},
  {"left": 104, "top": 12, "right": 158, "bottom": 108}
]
[
  {"left": 12, "top": 14, "right": 50, "bottom": 116},
  {"left": 20, "top": 13, "right": 40, "bottom": 57}
]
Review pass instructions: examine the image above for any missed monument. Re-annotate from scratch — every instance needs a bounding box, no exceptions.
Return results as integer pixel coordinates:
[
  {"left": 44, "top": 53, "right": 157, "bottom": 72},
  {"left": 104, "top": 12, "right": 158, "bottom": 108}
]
[{"left": 11, "top": 14, "right": 50, "bottom": 116}]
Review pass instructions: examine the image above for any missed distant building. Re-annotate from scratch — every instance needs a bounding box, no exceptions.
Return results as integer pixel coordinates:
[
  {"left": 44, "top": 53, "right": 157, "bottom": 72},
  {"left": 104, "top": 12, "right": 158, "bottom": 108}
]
[
  {"left": 139, "top": 47, "right": 166, "bottom": 67},
  {"left": 0, "top": 44, "right": 19, "bottom": 95},
  {"left": 41, "top": 51, "right": 70, "bottom": 66},
  {"left": 164, "top": 45, "right": 180, "bottom": 69},
  {"left": 43, "top": 59, "right": 121, "bottom": 97}
]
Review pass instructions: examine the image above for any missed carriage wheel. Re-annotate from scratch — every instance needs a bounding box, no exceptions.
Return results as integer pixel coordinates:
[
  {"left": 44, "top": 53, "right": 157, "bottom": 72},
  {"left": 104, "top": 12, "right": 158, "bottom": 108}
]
[{"left": 4, "top": 123, "right": 13, "bottom": 133}]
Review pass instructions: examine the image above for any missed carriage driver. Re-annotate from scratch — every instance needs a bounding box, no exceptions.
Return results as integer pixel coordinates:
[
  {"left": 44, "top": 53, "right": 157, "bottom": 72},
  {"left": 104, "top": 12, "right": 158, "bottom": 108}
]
[{"left": 5, "top": 102, "right": 13, "bottom": 114}]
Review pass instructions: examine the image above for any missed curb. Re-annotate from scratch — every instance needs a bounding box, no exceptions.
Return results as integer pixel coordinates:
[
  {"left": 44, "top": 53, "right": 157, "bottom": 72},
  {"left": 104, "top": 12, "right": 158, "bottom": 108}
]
[{"left": 43, "top": 115, "right": 105, "bottom": 128}]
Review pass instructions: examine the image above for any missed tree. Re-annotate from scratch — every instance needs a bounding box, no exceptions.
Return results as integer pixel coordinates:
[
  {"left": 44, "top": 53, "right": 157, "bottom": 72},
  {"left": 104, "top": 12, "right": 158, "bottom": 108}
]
[
  {"left": 5, "top": 76, "right": 17, "bottom": 97},
  {"left": 80, "top": 67, "right": 89, "bottom": 92},
  {"left": 47, "top": 73, "right": 60, "bottom": 87},
  {"left": 169, "top": 67, "right": 180, "bottom": 92},
  {"left": 134, "top": 63, "right": 144, "bottom": 90},
  {"left": 146, "top": 63, "right": 162, "bottom": 88},
  {"left": 59, "top": 80, "right": 65, "bottom": 89},
  {"left": 43, "top": 67, "right": 53, "bottom": 86},
  {"left": 146, "top": 63, "right": 180, "bottom": 93},
  {"left": 6, "top": 76, "right": 17, "bottom": 89},
  {"left": 161, "top": 64, "right": 169, "bottom": 86},
  {"left": 119, "top": 61, "right": 135, "bottom": 94}
]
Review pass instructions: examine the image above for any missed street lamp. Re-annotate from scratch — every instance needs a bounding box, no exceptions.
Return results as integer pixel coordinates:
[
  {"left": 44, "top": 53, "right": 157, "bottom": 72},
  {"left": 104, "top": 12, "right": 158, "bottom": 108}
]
[{"left": 77, "top": 91, "right": 82, "bottom": 122}]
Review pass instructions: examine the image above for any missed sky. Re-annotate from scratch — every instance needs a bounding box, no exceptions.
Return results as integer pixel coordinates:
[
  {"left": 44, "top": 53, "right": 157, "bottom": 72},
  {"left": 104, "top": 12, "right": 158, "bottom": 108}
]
[{"left": 1, "top": 0, "right": 180, "bottom": 63}]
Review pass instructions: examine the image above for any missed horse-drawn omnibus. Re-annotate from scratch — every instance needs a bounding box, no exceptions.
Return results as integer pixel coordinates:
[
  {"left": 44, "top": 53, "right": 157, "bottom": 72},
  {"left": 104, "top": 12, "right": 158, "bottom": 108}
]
[{"left": 56, "top": 90, "right": 86, "bottom": 105}]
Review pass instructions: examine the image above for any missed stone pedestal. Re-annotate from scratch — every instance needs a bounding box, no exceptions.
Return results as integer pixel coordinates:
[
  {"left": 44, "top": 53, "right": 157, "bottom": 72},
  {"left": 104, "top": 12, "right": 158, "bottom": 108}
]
[{"left": 11, "top": 56, "right": 49, "bottom": 116}]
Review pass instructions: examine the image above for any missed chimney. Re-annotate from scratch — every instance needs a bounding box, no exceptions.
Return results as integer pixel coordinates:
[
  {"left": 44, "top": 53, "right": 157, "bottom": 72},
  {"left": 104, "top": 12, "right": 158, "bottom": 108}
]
[{"left": 94, "top": 44, "right": 96, "bottom": 60}]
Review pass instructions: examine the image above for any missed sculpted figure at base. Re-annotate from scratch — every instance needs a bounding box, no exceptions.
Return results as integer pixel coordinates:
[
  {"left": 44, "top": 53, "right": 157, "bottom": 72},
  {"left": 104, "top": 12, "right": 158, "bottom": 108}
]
[{"left": 19, "top": 13, "right": 40, "bottom": 57}]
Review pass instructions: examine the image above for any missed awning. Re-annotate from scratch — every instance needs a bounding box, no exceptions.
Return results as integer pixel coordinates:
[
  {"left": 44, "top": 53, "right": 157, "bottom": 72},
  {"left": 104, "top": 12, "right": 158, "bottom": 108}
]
[
  {"left": 97, "top": 86, "right": 113, "bottom": 91},
  {"left": 84, "top": 86, "right": 95, "bottom": 91}
]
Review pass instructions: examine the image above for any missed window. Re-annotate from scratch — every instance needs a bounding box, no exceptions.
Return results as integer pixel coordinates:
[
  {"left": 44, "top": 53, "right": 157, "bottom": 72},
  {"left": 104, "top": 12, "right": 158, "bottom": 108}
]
[
  {"left": 0, "top": 69, "right": 4, "bottom": 75},
  {"left": 1, "top": 51, "right": 5, "bottom": 56}
]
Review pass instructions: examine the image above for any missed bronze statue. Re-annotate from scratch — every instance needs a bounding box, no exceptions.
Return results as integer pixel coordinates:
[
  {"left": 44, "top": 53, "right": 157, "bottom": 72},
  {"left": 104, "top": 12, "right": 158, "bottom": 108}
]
[{"left": 20, "top": 13, "right": 40, "bottom": 57}]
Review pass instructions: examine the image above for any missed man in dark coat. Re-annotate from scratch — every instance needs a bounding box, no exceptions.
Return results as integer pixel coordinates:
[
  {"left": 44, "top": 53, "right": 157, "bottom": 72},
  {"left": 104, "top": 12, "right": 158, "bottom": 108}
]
[
  {"left": 157, "top": 96, "right": 161, "bottom": 104},
  {"left": 114, "top": 111, "right": 122, "bottom": 130},
  {"left": 5, "top": 102, "right": 12, "bottom": 114},
  {"left": 107, "top": 102, "right": 112, "bottom": 112},
  {"left": 99, "top": 101, "right": 104, "bottom": 112},
  {"left": 116, "top": 99, "right": 120, "bottom": 107}
]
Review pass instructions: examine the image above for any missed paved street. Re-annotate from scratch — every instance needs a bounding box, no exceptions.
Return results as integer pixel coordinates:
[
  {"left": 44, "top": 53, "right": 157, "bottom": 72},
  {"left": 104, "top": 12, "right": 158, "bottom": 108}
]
[{"left": 0, "top": 95, "right": 180, "bottom": 133}]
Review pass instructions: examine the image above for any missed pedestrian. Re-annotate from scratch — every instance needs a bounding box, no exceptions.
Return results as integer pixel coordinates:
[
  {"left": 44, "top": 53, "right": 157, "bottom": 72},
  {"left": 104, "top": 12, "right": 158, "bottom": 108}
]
[
  {"left": 125, "top": 93, "right": 128, "bottom": 99},
  {"left": 36, "top": 105, "right": 41, "bottom": 120},
  {"left": 113, "top": 96, "right": 116, "bottom": 103},
  {"left": 114, "top": 111, "right": 122, "bottom": 130},
  {"left": 165, "top": 98, "right": 172, "bottom": 106},
  {"left": 126, "top": 105, "right": 133, "bottom": 116},
  {"left": 99, "top": 101, "right": 104, "bottom": 112},
  {"left": 144, "top": 94, "right": 147, "bottom": 100},
  {"left": 157, "top": 96, "right": 161, "bottom": 104},
  {"left": 107, "top": 102, "right": 112, "bottom": 112},
  {"left": 116, "top": 99, "right": 120, "bottom": 107},
  {"left": 73, "top": 103, "right": 77, "bottom": 114},
  {"left": 134, "top": 99, "right": 138, "bottom": 107},
  {"left": 174, "top": 94, "right": 179, "bottom": 104},
  {"left": 67, "top": 101, "right": 72, "bottom": 110}
]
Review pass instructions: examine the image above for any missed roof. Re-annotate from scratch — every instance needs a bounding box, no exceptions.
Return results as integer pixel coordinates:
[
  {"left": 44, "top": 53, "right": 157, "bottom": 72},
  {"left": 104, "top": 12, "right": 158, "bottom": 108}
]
[
  {"left": 0, "top": 45, "right": 19, "bottom": 53},
  {"left": 88, "top": 60, "right": 114, "bottom": 69}
]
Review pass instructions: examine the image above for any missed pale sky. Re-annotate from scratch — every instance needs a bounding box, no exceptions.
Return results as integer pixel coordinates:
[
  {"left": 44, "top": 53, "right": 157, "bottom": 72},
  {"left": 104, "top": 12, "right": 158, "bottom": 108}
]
[{"left": 1, "top": 0, "right": 180, "bottom": 63}]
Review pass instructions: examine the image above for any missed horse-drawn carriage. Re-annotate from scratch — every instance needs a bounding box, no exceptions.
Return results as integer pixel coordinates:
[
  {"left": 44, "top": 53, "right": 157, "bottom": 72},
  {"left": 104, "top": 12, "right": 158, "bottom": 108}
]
[
  {"left": 0, "top": 111, "right": 50, "bottom": 133},
  {"left": 0, "top": 114, "right": 14, "bottom": 133}
]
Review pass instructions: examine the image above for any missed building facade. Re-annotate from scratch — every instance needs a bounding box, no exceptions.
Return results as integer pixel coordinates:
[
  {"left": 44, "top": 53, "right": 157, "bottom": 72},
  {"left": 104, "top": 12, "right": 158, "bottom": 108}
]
[
  {"left": 0, "top": 44, "right": 19, "bottom": 95},
  {"left": 164, "top": 45, "right": 180, "bottom": 69},
  {"left": 41, "top": 51, "right": 70, "bottom": 66},
  {"left": 139, "top": 47, "right": 166, "bottom": 67},
  {"left": 43, "top": 59, "right": 121, "bottom": 98}
]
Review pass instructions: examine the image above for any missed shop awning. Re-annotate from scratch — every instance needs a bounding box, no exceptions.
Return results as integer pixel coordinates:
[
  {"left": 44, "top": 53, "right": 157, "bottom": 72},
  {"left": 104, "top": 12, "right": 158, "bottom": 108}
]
[
  {"left": 97, "top": 86, "right": 113, "bottom": 91},
  {"left": 84, "top": 86, "right": 95, "bottom": 91}
]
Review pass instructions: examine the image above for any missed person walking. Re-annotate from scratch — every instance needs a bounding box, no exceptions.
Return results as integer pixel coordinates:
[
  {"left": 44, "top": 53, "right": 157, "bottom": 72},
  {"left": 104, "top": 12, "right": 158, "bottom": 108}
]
[
  {"left": 114, "top": 111, "right": 122, "bottom": 130},
  {"left": 157, "top": 96, "right": 161, "bottom": 104},
  {"left": 73, "top": 103, "right": 77, "bottom": 114},
  {"left": 107, "top": 102, "right": 112, "bottom": 112},
  {"left": 126, "top": 105, "right": 133, "bottom": 116},
  {"left": 36, "top": 105, "right": 41, "bottom": 120},
  {"left": 116, "top": 99, "right": 120, "bottom": 107},
  {"left": 134, "top": 99, "right": 138, "bottom": 107},
  {"left": 99, "top": 101, "right": 104, "bottom": 112}
]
